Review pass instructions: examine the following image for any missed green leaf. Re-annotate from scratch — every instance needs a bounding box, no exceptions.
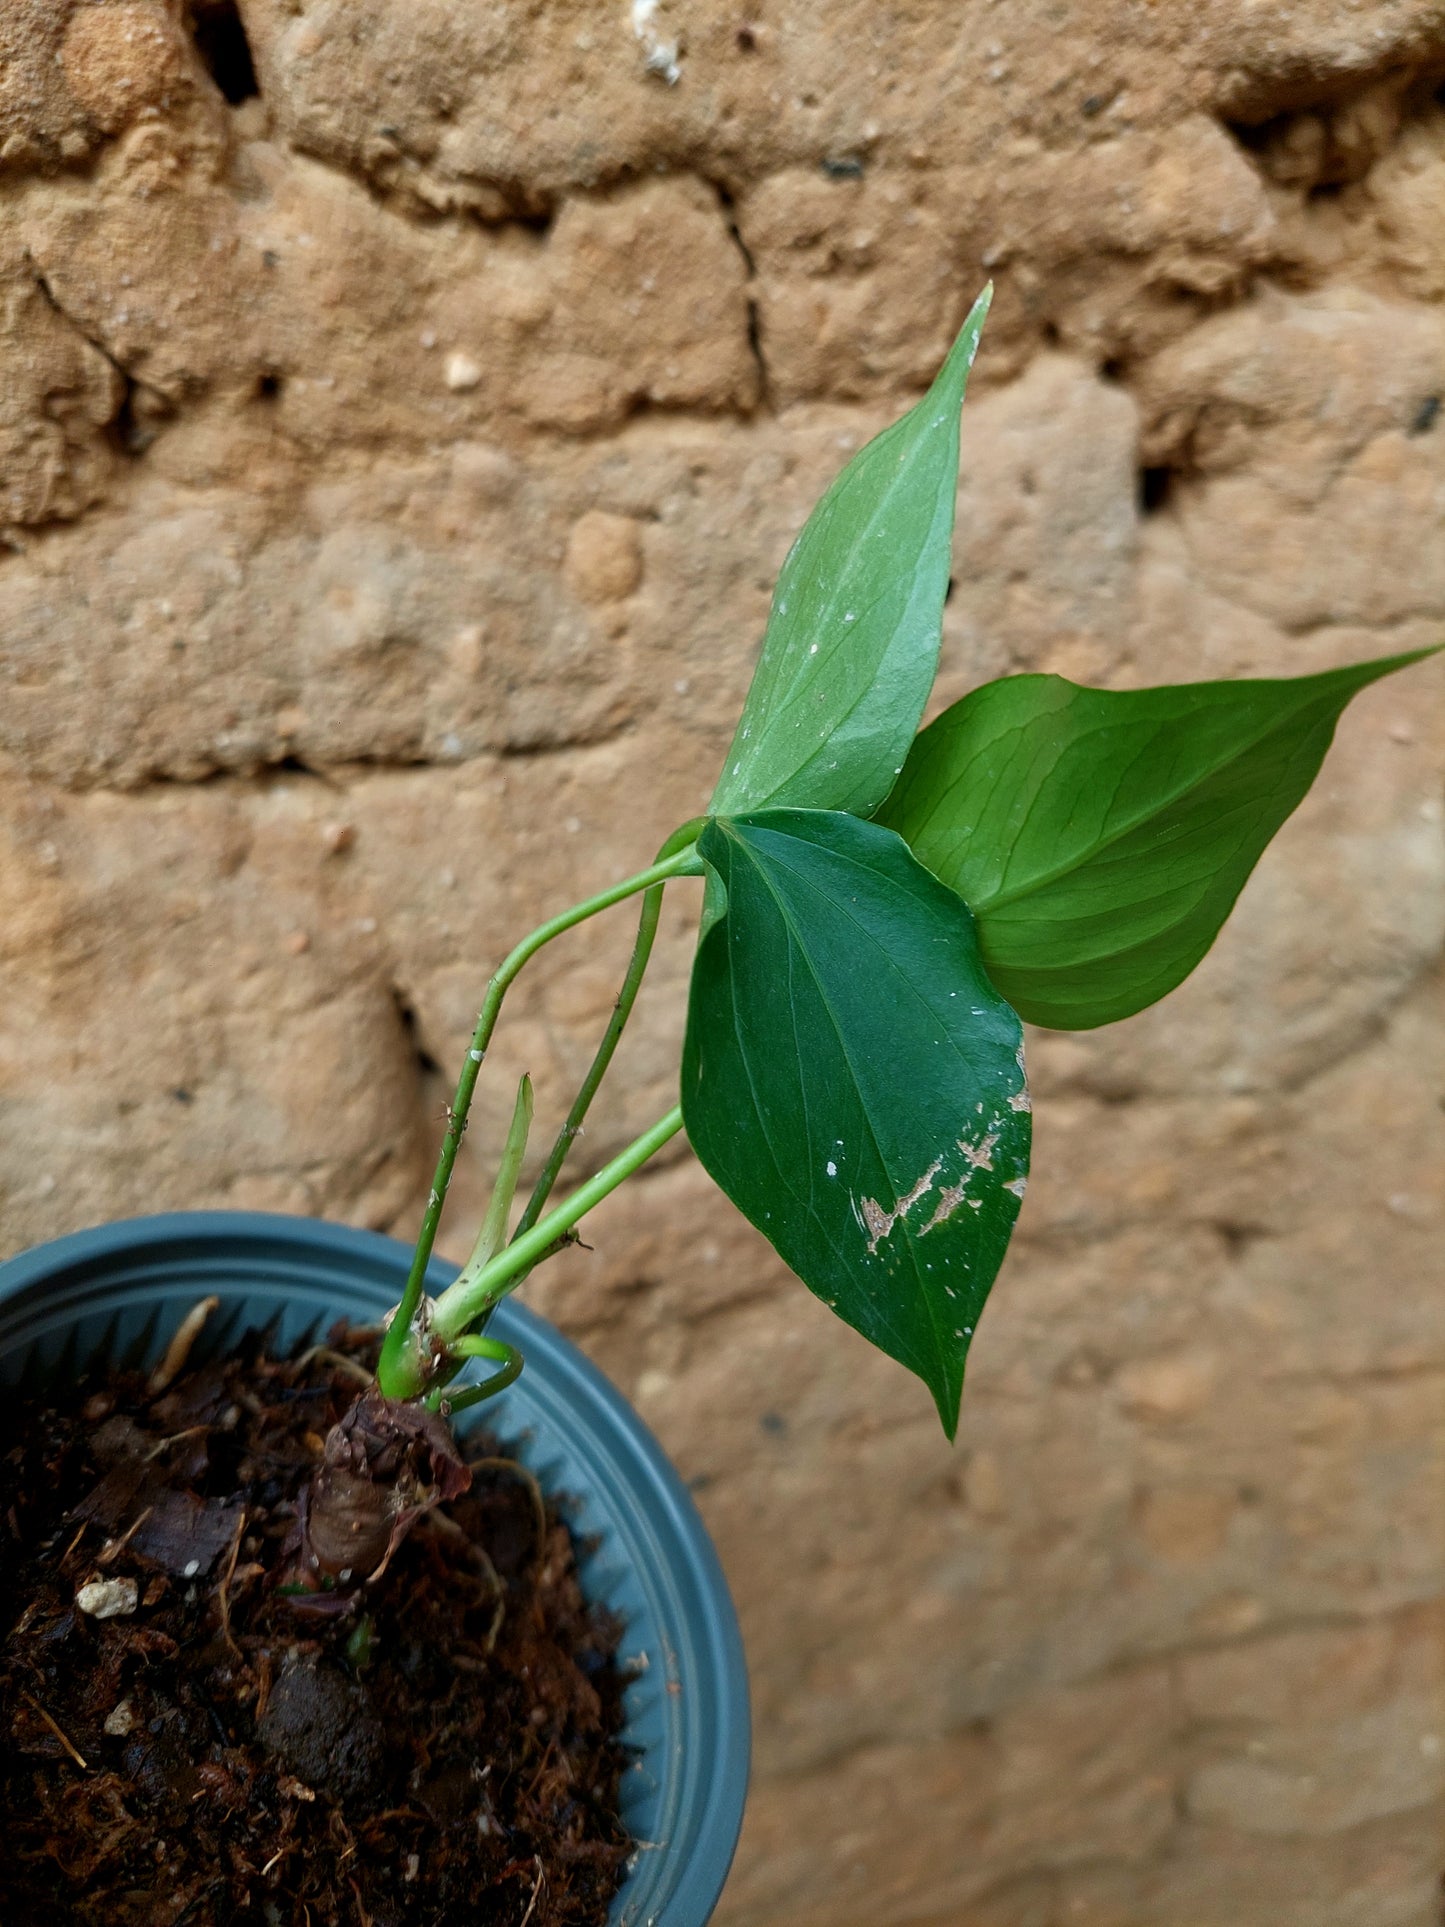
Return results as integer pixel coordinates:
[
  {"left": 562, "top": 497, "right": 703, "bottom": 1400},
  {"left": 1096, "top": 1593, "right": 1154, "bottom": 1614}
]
[
  {"left": 709, "top": 287, "right": 992, "bottom": 821},
  {"left": 682, "top": 809, "right": 1030, "bottom": 1437},
  {"left": 877, "top": 650, "right": 1439, "bottom": 1029}
]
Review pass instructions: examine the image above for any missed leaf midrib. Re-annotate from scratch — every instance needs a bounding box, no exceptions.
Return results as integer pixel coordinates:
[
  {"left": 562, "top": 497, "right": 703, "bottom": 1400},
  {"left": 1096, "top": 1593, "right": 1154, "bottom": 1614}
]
[
  {"left": 723, "top": 821, "right": 1018, "bottom": 1387},
  {"left": 710, "top": 839, "right": 921, "bottom": 1370},
  {"left": 719, "top": 351, "right": 968, "bottom": 811},
  {"left": 765, "top": 461, "right": 951, "bottom": 733},
  {"left": 728, "top": 828, "right": 937, "bottom": 1374},
  {"left": 961, "top": 690, "right": 1338, "bottom": 914},
  {"left": 744, "top": 422, "right": 911, "bottom": 727}
]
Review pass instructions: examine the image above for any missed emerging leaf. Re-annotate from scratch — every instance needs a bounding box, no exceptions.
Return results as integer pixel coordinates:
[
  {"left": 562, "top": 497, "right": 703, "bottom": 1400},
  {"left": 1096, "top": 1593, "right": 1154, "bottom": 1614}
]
[
  {"left": 877, "top": 651, "right": 1439, "bottom": 1029},
  {"left": 682, "top": 810, "right": 1030, "bottom": 1438},
  {"left": 709, "top": 287, "right": 992, "bottom": 820}
]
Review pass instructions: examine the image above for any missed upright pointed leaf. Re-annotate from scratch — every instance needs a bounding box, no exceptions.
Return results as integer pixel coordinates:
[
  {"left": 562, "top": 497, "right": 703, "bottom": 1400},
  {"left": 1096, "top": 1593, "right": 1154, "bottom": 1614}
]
[
  {"left": 682, "top": 809, "right": 1030, "bottom": 1437},
  {"left": 877, "top": 651, "right": 1438, "bottom": 1029},
  {"left": 709, "top": 287, "right": 992, "bottom": 820}
]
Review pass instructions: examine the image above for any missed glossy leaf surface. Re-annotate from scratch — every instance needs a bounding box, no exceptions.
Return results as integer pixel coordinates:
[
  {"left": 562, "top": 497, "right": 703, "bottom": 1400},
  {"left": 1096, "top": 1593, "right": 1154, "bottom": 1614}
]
[
  {"left": 709, "top": 287, "right": 991, "bottom": 820},
  {"left": 877, "top": 652, "right": 1436, "bottom": 1028},
  {"left": 683, "top": 809, "right": 1030, "bottom": 1437}
]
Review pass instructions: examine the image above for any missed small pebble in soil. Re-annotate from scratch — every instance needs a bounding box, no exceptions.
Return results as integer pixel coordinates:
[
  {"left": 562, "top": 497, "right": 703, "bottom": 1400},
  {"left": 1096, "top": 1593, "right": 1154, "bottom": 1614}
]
[{"left": 74, "top": 1576, "right": 137, "bottom": 1619}]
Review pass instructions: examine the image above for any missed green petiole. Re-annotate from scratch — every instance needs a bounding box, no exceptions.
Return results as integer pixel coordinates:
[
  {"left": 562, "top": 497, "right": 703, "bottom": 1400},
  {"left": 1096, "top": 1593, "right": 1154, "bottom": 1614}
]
[
  {"left": 456, "top": 1075, "right": 534, "bottom": 1292},
  {"left": 514, "top": 818, "right": 704, "bottom": 1241},
  {"left": 376, "top": 843, "right": 702, "bottom": 1398},
  {"left": 425, "top": 1334, "right": 526, "bottom": 1415},
  {"left": 430, "top": 1106, "right": 685, "bottom": 1346}
]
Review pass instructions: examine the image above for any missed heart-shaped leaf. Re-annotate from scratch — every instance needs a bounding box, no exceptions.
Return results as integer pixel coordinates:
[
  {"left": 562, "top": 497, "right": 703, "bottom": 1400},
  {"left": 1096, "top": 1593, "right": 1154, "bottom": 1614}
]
[
  {"left": 877, "top": 651, "right": 1438, "bottom": 1029},
  {"left": 709, "top": 287, "right": 992, "bottom": 821},
  {"left": 682, "top": 809, "right": 1030, "bottom": 1437}
]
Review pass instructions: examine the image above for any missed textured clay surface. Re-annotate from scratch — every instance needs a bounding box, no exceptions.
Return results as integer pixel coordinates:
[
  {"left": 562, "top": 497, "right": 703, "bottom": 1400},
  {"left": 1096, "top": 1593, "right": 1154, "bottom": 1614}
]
[{"left": 1, "top": 4, "right": 1443, "bottom": 1923}]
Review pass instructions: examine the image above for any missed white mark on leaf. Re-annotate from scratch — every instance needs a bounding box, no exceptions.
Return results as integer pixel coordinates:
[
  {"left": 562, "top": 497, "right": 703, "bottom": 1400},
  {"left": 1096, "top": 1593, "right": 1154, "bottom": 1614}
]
[
  {"left": 960, "top": 1130, "right": 1000, "bottom": 1172},
  {"left": 922, "top": 1173, "right": 972, "bottom": 1233},
  {"left": 859, "top": 1158, "right": 942, "bottom": 1255},
  {"left": 920, "top": 1131, "right": 1001, "bottom": 1234}
]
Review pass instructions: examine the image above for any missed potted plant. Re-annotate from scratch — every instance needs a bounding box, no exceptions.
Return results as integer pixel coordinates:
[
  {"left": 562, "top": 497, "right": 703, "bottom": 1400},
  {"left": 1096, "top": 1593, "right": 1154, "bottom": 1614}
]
[{"left": 0, "top": 284, "right": 1435, "bottom": 1924}]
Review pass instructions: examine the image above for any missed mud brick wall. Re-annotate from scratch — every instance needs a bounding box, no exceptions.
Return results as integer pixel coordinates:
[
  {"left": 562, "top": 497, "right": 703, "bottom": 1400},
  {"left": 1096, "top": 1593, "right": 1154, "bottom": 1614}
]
[{"left": 2, "top": 5, "right": 1444, "bottom": 1922}]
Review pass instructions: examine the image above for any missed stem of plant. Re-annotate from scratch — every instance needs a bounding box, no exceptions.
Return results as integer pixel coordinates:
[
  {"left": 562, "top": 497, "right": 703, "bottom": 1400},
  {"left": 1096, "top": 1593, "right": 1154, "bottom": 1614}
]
[
  {"left": 456, "top": 1075, "right": 534, "bottom": 1291},
  {"left": 427, "top": 1335, "right": 525, "bottom": 1416},
  {"left": 514, "top": 818, "right": 704, "bottom": 1242},
  {"left": 429, "top": 1105, "right": 685, "bottom": 1346},
  {"left": 376, "top": 843, "right": 702, "bottom": 1398}
]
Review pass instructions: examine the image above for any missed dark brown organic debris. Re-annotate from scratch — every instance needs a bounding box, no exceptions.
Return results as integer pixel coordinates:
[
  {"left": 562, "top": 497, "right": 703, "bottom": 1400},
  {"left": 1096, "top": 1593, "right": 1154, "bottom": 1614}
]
[{"left": 0, "top": 1327, "right": 631, "bottom": 1926}]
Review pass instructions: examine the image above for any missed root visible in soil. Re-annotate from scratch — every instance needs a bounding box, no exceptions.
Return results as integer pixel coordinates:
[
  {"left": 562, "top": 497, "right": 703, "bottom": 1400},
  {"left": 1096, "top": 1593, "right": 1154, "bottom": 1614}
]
[{"left": 0, "top": 1325, "right": 633, "bottom": 1926}]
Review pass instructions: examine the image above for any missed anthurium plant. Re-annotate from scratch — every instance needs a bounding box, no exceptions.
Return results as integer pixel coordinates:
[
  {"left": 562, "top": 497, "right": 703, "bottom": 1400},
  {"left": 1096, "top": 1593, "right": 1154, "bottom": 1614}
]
[{"left": 356, "top": 284, "right": 1433, "bottom": 1482}]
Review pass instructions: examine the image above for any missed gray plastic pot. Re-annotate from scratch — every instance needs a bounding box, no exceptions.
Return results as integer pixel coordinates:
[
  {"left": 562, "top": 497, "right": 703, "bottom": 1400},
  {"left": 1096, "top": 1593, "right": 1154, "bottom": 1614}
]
[{"left": 0, "top": 1210, "right": 749, "bottom": 1927}]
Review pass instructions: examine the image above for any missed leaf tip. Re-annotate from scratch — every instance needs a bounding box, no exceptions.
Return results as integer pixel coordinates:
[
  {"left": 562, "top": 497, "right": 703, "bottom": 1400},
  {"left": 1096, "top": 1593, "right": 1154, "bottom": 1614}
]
[
  {"left": 965, "top": 280, "right": 994, "bottom": 337},
  {"left": 931, "top": 1371, "right": 964, "bottom": 1443},
  {"left": 935, "top": 284, "right": 994, "bottom": 398}
]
